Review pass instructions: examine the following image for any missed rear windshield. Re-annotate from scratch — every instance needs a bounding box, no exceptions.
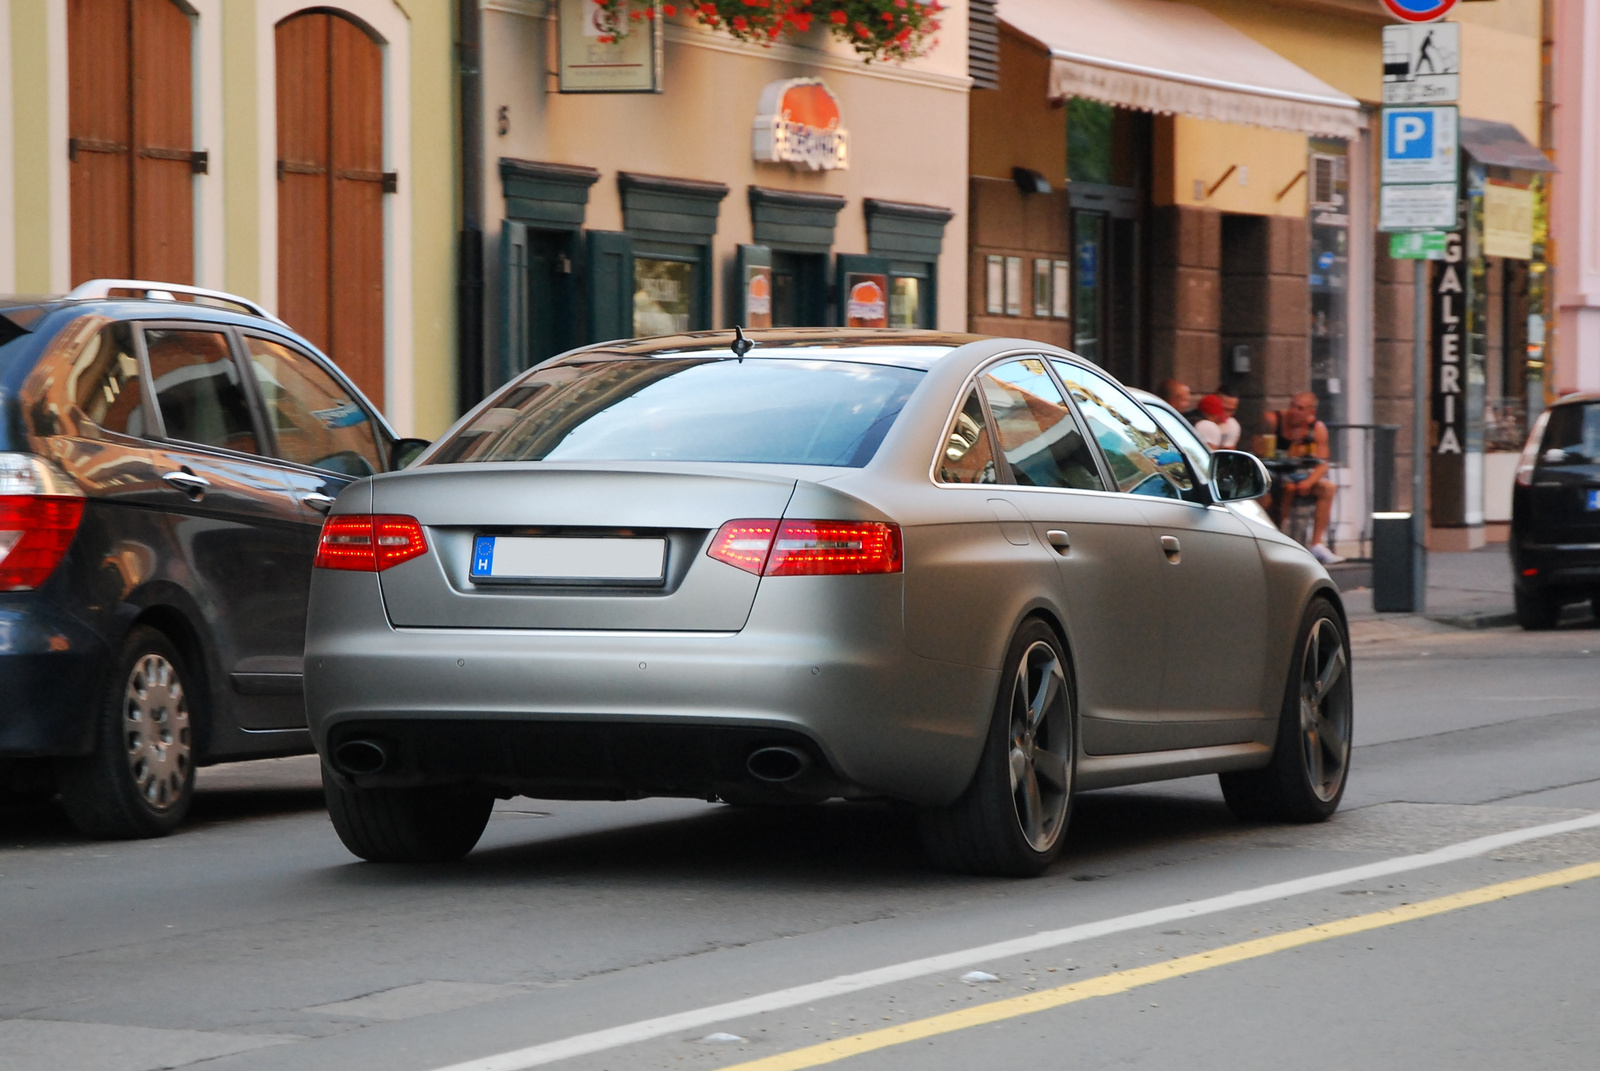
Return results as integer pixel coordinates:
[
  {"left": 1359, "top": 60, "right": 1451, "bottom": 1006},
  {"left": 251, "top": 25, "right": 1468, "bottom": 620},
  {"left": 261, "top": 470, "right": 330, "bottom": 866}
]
[
  {"left": 428, "top": 357, "right": 924, "bottom": 468},
  {"left": 1542, "top": 402, "right": 1600, "bottom": 463}
]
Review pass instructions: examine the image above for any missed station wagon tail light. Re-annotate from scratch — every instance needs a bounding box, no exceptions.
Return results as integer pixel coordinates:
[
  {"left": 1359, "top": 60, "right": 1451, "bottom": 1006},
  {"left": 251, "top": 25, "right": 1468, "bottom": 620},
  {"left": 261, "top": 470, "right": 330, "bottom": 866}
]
[
  {"left": 315, "top": 514, "right": 428, "bottom": 571},
  {"left": 1516, "top": 409, "right": 1552, "bottom": 487},
  {"left": 706, "top": 519, "right": 902, "bottom": 576},
  {"left": 0, "top": 454, "right": 87, "bottom": 592}
]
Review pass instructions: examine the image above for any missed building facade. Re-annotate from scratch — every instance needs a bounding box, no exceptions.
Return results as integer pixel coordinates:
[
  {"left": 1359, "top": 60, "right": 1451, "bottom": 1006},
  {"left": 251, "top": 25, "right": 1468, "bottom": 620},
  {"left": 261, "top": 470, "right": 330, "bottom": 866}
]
[
  {"left": 475, "top": 0, "right": 971, "bottom": 396},
  {"left": 1, "top": 0, "right": 458, "bottom": 437}
]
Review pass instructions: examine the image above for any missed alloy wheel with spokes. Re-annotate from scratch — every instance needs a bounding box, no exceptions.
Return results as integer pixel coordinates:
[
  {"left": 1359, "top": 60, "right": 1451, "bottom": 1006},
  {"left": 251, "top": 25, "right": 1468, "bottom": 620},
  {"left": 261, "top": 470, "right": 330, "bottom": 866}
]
[
  {"left": 1297, "top": 617, "right": 1350, "bottom": 804},
  {"left": 1219, "top": 597, "right": 1352, "bottom": 823},
  {"left": 1007, "top": 639, "right": 1072, "bottom": 853},
  {"left": 123, "top": 653, "right": 192, "bottom": 812},
  {"left": 919, "top": 619, "right": 1077, "bottom": 876}
]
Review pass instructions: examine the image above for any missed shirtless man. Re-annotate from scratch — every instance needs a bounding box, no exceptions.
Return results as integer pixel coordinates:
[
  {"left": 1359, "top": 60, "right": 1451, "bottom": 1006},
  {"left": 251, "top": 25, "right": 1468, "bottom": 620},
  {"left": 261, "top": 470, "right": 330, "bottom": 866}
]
[{"left": 1256, "top": 391, "right": 1342, "bottom": 565}]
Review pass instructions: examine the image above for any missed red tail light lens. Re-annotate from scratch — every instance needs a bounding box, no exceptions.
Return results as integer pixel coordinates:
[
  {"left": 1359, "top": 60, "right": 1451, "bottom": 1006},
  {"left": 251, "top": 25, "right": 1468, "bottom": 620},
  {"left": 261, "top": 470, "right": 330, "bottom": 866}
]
[
  {"left": 706, "top": 519, "right": 780, "bottom": 575},
  {"left": 705, "top": 519, "right": 902, "bottom": 577},
  {"left": 0, "top": 496, "right": 87, "bottom": 591},
  {"left": 315, "top": 514, "right": 428, "bottom": 572}
]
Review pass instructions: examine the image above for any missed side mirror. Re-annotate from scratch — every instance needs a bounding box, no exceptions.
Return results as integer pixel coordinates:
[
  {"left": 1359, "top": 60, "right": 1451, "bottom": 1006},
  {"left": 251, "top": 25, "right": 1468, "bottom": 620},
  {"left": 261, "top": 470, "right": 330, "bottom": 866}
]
[
  {"left": 388, "top": 437, "right": 432, "bottom": 470},
  {"left": 1210, "top": 449, "right": 1270, "bottom": 503}
]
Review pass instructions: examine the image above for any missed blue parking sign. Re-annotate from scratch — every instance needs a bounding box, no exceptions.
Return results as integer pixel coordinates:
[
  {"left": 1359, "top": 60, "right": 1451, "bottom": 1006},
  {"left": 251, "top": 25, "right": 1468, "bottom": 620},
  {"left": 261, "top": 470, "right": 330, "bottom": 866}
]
[{"left": 1381, "top": 105, "right": 1457, "bottom": 184}]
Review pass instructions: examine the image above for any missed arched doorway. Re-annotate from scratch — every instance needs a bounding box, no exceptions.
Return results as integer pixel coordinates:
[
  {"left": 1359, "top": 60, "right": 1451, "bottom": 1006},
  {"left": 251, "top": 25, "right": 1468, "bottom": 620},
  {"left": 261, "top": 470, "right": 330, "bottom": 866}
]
[
  {"left": 276, "top": 10, "right": 386, "bottom": 407},
  {"left": 68, "top": 0, "right": 195, "bottom": 285}
]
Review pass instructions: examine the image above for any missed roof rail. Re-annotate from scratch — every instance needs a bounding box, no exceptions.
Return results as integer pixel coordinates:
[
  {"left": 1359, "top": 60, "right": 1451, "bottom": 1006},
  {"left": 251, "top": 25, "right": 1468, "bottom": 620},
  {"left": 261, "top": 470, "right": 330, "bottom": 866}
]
[{"left": 63, "top": 279, "right": 285, "bottom": 325}]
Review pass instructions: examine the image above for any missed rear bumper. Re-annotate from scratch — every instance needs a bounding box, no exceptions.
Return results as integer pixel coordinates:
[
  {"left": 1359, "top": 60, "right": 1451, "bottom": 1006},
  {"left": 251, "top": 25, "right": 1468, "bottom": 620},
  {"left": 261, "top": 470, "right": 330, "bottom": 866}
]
[
  {"left": 1513, "top": 542, "right": 1600, "bottom": 592},
  {"left": 0, "top": 603, "right": 109, "bottom": 757},
  {"left": 304, "top": 571, "right": 996, "bottom": 807}
]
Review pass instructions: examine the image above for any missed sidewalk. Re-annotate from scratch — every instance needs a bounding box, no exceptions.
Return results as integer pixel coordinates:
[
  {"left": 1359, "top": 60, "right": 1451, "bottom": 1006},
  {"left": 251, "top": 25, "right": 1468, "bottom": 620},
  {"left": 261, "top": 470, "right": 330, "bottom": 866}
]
[{"left": 1337, "top": 545, "right": 1517, "bottom": 628}]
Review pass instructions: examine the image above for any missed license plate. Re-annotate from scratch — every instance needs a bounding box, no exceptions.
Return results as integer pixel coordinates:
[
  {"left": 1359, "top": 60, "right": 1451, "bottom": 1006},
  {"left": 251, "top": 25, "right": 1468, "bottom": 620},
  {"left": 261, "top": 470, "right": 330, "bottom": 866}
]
[
  {"left": 1587, "top": 489, "right": 1600, "bottom": 511},
  {"left": 470, "top": 536, "right": 666, "bottom": 583}
]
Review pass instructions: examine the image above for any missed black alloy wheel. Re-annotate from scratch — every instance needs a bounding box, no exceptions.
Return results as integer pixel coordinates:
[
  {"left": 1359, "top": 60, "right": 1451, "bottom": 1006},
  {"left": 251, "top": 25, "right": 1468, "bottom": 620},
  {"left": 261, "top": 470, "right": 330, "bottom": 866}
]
[
  {"left": 920, "top": 618, "right": 1076, "bottom": 877},
  {"left": 1220, "top": 597, "right": 1352, "bottom": 823}
]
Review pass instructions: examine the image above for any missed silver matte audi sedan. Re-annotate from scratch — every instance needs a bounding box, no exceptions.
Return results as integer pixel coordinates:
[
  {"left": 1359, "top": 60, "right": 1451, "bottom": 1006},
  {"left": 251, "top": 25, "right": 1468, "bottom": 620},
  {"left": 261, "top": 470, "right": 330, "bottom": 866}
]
[{"left": 304, "top": 331, "right": 1351, "bottom": 875}]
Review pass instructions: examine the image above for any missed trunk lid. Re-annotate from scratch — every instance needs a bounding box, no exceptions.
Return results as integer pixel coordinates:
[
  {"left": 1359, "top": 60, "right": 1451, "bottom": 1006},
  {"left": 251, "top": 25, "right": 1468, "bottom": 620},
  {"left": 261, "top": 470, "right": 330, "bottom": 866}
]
[{"left": 372, "top": 464, "right": 797, "bottom": 630}]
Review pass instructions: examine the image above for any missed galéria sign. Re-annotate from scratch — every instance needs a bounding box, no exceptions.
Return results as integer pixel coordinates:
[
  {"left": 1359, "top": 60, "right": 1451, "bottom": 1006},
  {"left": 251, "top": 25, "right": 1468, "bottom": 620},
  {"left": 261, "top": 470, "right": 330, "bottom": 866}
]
[{"left": 752, "top": 78, "right": 849, "bottom": 171}]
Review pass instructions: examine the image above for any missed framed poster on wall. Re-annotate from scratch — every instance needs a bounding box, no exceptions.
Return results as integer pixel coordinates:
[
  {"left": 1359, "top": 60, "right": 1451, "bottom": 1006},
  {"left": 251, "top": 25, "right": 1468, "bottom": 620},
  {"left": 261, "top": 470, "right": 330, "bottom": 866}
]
[{"left": 559, "top": 0, "right": 662, "bottom": 94}]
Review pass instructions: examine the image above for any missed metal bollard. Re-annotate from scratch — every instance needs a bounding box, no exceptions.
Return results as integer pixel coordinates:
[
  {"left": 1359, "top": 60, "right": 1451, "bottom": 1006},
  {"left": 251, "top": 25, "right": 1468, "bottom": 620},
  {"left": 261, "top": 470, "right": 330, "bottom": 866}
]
[{"left": 1372, "top": 512, "right": 1419, "bottom": 613}]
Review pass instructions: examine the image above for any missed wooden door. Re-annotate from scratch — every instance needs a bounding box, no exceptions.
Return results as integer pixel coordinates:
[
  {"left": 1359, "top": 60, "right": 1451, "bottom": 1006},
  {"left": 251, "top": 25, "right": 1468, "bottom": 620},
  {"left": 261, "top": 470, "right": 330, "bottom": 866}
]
[
  {"left": 276, "top": 13, "right": 386, "bottom": 408},
  {"left": 68, "top": 0, "right": 194, "bottom": 286}
]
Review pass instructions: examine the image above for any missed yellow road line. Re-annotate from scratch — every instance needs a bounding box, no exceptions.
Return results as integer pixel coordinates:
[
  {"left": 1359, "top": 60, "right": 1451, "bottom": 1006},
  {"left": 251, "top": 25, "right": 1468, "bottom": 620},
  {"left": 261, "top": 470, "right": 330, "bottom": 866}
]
[{"left": 714, "top": 860, "right": 1600, "bottom": 1071}]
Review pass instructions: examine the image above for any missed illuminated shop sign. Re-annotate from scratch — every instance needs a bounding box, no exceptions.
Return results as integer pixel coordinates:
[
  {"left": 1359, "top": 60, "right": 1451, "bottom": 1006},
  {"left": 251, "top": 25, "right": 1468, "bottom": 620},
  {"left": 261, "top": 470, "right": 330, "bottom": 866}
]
[{"left": 753, "top": 78, "right": 849, "bottom": 171}]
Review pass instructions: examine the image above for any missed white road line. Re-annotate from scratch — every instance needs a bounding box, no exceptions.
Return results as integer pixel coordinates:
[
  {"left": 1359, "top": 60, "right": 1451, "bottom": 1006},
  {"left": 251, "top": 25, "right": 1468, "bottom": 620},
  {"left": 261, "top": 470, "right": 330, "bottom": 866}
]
[{"left": 426, "top": 810, "right": 1600, "bottom": 1071}]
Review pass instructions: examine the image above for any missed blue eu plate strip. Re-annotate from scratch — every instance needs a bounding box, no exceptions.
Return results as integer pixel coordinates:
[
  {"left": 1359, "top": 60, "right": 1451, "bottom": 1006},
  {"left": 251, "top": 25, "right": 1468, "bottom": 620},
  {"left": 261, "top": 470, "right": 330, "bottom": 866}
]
[
  {"left": 472, "top": 536, "right": 496, "bottom": 577},
  {"left": 1587, "top": 489, "right": 1600, "bottom": 511}
]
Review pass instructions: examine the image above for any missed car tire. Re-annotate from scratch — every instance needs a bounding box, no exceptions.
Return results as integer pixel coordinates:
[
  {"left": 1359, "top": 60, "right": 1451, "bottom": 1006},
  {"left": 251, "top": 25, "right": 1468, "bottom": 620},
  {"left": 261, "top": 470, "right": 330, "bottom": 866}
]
[
  {"left": 322, "top": 764, "right": 493, "bottom": 863},
  {"left": 1514, "top": 585, "right": 1562, "bottom": 631},
  {"left": 56, "top": 625, "right": 197, "bottom": 839},
  {"left": 919, "top": 619, "right": 1076, "bottom": 877},
  {"left": 1220, "top": 597, "right": 1352, "bottom": 824}
]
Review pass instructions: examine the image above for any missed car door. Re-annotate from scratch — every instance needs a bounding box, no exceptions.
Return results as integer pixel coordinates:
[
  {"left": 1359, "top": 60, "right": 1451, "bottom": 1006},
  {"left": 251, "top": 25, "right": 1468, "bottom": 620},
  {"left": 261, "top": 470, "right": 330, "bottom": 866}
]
[
  {"left": 976, "top": 358, "right": 1170, "bottom": 754},
  {"left": 239, "top": 331, "right": 390, "bottom": 687},
  {"left": 1052, "top": 360, "right": 1271, "bottom": 743},
  {"left": 138, "top": 324, "right": 312, "bottom": 732}
]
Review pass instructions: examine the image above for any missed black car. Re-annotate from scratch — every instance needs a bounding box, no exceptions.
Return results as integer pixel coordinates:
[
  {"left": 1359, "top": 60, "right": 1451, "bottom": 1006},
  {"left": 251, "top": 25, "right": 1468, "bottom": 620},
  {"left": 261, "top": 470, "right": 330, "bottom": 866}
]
[
  {"left": 1511, "top": 391, "right": 1600, "bottom": 629},
  {"left": 0, "top": 280, "right": 423, "bottom": 837}
]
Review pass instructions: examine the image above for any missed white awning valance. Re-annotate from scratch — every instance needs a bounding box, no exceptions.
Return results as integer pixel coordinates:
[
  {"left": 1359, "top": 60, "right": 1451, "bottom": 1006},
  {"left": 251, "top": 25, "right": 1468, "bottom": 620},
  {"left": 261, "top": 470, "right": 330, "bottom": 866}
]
[{"left": 999, "top": 0, "right": 1362, "bottom": 139}]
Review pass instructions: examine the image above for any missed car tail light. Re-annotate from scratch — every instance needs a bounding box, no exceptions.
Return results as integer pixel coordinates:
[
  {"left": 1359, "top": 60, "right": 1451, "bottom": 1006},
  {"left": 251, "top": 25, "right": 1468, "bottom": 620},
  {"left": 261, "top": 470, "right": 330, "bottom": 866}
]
[
  {"left": 0, "top": 454, "right": 87, "bottom": 592},
  {"left": 1515, "top": 409, "right": 1552, "bottom": 487},
  {"left": 315, "top": 514, "right": 428, "bottom": 571},
  {"left": 706, "top": 519, "right": 902, "bottom": 577}
]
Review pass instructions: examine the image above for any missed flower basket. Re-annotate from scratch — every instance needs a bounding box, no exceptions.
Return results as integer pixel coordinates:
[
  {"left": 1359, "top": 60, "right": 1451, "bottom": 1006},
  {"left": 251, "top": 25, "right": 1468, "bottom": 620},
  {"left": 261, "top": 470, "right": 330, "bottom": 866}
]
[{"left": 586, "top": 0, "right": 939, "bottom": 63}]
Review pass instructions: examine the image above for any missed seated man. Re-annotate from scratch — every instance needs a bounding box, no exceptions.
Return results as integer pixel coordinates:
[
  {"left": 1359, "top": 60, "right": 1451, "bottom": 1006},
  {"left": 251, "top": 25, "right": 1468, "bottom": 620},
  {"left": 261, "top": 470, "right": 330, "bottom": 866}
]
[{"left": 1256, "top": 391, "right": 1342, "bottom": 565}]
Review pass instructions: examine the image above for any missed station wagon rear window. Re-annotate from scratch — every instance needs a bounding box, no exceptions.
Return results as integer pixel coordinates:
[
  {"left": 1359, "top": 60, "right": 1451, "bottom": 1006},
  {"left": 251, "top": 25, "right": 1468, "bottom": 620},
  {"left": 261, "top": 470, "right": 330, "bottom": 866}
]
[{"left": 428, "top": 357, "right": 923, "bottom": 468}]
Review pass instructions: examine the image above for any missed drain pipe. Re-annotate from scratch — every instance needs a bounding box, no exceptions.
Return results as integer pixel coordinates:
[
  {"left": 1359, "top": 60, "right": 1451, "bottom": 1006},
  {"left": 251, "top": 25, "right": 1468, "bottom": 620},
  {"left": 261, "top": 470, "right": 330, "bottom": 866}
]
[{"left": 456, "top": 0, "right": 486, "bottom": 414}]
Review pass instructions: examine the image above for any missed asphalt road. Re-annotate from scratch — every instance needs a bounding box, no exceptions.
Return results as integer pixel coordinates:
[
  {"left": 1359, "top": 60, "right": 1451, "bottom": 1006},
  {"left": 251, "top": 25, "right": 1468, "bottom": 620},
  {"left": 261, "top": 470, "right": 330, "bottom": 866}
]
[{"left": 3, "top": 614, "right": 1599, "bottom": 1071}]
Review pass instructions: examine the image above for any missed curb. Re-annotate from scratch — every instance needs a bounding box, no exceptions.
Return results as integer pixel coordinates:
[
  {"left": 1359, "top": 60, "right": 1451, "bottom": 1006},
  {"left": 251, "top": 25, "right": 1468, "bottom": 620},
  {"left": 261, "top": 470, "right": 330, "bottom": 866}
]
[{"left": 1424, "top": 610, "right": 1517, "bottom": 630}]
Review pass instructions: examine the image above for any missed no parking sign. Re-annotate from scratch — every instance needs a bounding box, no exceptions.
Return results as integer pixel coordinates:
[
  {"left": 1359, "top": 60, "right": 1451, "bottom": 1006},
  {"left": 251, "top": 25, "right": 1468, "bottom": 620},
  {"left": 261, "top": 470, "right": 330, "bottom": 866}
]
[{"left": 1380, "top": 0, "right": 1459, "bottom": 22}]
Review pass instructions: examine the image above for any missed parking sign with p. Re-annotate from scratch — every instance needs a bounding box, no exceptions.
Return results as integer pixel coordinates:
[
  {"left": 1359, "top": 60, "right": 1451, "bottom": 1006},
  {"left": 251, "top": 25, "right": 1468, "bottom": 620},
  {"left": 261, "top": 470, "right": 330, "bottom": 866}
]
[{"left": 1381, "top": 105, "right": 1457, "bottom": 184}]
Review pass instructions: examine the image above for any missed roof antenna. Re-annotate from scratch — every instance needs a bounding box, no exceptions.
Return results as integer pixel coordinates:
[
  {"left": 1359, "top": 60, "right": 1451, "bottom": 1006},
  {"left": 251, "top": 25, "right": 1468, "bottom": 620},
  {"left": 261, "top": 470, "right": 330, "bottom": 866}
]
[{"left": 731, "top": 325, "right": 754, "bottom": 363}]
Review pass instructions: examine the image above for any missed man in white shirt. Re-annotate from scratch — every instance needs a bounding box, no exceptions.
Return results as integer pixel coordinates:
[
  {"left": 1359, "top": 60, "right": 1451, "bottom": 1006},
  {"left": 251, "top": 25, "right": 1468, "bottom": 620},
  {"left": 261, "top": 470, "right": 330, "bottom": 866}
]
[{"left": 1213, "top": 387, "right": 1241, "bottom": 448}]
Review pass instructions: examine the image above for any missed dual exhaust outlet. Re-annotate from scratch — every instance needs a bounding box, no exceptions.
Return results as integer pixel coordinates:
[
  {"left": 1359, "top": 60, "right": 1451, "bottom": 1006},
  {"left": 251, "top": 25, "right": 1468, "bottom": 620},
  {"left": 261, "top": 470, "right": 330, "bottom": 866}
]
[{"left": 331, "top": 738, "right": 811, "bottom": 784}]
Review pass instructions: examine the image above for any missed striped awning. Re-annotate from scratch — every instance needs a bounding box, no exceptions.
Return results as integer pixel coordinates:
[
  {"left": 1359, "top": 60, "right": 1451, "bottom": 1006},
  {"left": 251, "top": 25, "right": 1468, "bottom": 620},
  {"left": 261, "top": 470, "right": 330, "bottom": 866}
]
[{"left": 999, "top": 0, "right": 1362, "bottom": 139}]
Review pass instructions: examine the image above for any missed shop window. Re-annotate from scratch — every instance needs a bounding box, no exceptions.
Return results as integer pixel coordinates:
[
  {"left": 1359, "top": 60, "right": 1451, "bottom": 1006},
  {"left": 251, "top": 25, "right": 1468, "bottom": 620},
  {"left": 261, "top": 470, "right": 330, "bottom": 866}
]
[
  {"left": 605, "top": 173, "right": 730, "bottom": 341},
  {"left": 864, "top": 199, "right": 953, "bottom": 330}
]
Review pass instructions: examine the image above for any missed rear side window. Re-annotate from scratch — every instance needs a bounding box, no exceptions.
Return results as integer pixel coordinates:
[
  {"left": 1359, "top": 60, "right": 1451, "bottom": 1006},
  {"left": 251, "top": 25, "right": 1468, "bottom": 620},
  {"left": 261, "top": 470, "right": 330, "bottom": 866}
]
[
  {"left": 145, "top": 329, "right": 260, "bottom": 454},
  {"left": 938, "top": 388, "right": 1001, "bottom": 484},
  {"left": 1541, "top": 402, "right": 1600, "bottom": 463},
  {"left": 429, "top": 358, "right": 922, "bottom": 468},
  {"left": 981, "top": 358, "right": 1104, "bottom": 491},
  {"left": 245, "top": 336, "right": 383, "bottom": 476},
  {"left": 69, "top": 323, "right": 149, "bottom": 438},
  {"left": 1052, "top": 361, "right": 1193, "bottom": 498}
]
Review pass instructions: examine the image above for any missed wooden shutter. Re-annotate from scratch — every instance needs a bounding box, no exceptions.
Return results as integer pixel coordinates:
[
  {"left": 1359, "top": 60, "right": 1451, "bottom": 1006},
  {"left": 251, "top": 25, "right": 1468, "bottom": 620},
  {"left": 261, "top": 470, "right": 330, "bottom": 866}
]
[
  {"left": 586, "top": 231, "right": 634, "bottom": 345},
  {"left": 68, "top": 0, "right": 194, "bottom": 286},
  {"left": 131, "top": 0, "right": 193, "bottom": 282},
  {"left": 276, "top": 12, "right": 386, "bottom": 407},
  {"left": 969, "top": 0, "right": 1000, "bottom": 92}
]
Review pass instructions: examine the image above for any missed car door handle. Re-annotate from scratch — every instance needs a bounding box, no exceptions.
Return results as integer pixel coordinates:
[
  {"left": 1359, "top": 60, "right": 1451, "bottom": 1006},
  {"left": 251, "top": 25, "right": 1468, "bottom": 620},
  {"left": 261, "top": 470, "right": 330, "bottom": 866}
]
[
  {"left": 300, "top": 492, "right": 336, "bottom": 514},
  {"left": 161, "top": 470, "right": 210, "bottom": 495},
  {"left": 1160, "top": 535, "right": 1182, "bottom": 563},
  {"left": 1046, "top": 529, "right": 1071, "bottom": 553}
]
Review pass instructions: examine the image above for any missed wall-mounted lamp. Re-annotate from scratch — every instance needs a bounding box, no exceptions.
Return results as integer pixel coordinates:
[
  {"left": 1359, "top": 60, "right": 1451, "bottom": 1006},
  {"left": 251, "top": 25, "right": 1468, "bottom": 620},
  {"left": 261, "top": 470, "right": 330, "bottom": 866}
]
[
  {"left": 1012, "top": 167, "right": 1052, "bottom": 195},
  {"left": 497, "top": 106, "right": 510, "bottom": 138}
]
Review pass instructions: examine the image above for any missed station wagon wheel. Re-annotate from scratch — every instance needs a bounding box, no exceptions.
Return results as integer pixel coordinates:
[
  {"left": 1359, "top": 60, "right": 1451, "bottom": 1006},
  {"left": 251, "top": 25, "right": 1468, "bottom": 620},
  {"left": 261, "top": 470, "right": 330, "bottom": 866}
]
[
  {"left": 920, "top": 619, "right": 1076, "bottom": 877},
  {"left": 57, "top": 625, "right": 198, "bottom": 839},
  {"left": 1219, "top": 597, "right": 1351, "bottom": 823}
]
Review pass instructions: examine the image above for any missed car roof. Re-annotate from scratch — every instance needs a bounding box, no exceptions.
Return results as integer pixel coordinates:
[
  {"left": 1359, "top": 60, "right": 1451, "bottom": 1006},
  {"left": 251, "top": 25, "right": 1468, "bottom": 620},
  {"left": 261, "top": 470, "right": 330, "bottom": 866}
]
[
  {"left": 544, "top": 329, "right": 988, "bottom": 371},
  {"left": 1550, "top": 391, "right": 1600, "bottom": 407}
]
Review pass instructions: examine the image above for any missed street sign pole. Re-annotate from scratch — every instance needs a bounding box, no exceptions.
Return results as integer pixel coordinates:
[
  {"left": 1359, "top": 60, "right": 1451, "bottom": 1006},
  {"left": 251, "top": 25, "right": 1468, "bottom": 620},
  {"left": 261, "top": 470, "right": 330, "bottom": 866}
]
[{"left": 1412, "top": 259, "right": 1429, "bottom": 612}]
